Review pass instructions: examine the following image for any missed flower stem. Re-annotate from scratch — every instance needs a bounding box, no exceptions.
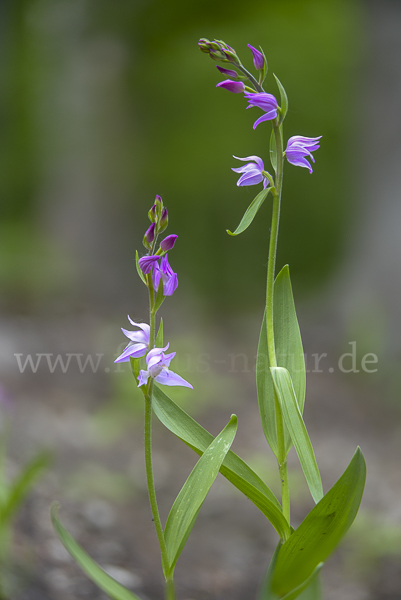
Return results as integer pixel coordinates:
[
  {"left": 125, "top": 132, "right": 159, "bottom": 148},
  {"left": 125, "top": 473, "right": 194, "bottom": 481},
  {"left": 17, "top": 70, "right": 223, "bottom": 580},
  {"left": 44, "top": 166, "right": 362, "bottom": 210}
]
[
  {"left": 266, "top": 120, "right": 291, "bottom": 529},
  {"left": 144, "top": 384, "right": 173, "bottom": 585}
]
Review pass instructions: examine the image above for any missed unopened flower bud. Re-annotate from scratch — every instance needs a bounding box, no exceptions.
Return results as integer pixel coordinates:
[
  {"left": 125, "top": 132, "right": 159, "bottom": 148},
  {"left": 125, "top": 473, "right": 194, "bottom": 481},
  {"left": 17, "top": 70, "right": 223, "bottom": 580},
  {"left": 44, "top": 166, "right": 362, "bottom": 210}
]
[
  {"left": 216, "top": 80, "right": 245, "bottom": 93},
  {"left": 248, "top": 44, "right": 265, "bottom": 71},
  {"left": 198, "top": 38, "right": 210, "bottom": 53},
  {"left": 159, "top": 206, "right": 168, "bottom": 232},
  {"left": 155, "top": 194, "right": 163, "bottom": 214},
  {"left": 148, "top": 204, "right": 157, "bottom": 222},
  {"left": 143, "top": 223, "right": 155, "bottom": 249},
  {"left": 216, "top": 65, "right": 239, "bottom": 79},
  {"left": 160, "top": 234, "right": 177, "bottom": 251},
  {"left": 198, "top": 38, "right": 240, "bottom": 66}
]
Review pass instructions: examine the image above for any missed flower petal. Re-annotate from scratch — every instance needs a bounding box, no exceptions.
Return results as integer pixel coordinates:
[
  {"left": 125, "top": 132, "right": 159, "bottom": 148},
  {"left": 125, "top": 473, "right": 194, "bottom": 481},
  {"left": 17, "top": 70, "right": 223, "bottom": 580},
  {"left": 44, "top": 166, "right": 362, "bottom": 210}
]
[
  {"left": 237, "top": 170, "right": 264, "bottom": 187},
  {"left": 232, "top": 155, "right": 264, "bottom": 170},
  {"left": 137, "top": 370, "right": 150, "bottom": 387},
  {"left": 114, "top": 342, "right": 148, "bottom": 363},
  {"left": 253, "top": 110, "right": 278, "bottom": 129},
  {"left": 138, "top": 255, "right": 160, "bottom": 274},
  {"left": 286, "top": 154, "right": 313, "bottom": 173},
  {"left": 154, "top": 368, "right": 193, "bottom": 388}
]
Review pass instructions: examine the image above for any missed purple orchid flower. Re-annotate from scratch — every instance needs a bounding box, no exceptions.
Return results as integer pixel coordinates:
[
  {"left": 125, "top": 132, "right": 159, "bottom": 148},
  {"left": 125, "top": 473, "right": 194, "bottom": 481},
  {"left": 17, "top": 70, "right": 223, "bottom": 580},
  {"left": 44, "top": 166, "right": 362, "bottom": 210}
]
[
  {"left": 217, "top": 80, "right": 245, "bottom": 93},
  {"left": 285, "top": 135, "right": 322, "bottom": 173},
  {"left": 248, "top": 44, "right": 265, "bottom": 71},
  {"left": 244, "top": 92, "right": 278, "bottom": 129},
  {"left": 115, "top": 317, "right": 150, "bottom": 363},
  {"left": 232, "top": 155, "right": 270, "bottom": 189},
  {"left": 138, "top": 344, "right": 193, "bottom": 389},
  {"left": 160, "top": 234, "right": 178, "bottom": 251},
  {"left": 138, "top": 255, "right": 160, "bottom": 274},
  {"left": 153, "top": 255, "right": 178, "bottom": 296}
]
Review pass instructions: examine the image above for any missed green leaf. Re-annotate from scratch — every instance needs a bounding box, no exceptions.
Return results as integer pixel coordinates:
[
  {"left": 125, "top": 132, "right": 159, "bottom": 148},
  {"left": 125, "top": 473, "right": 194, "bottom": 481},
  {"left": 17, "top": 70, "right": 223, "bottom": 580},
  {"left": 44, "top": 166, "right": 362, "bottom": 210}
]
[
  {"left": 129, "top": 357, "right": 140, "bottom": 380},
  {"left": 51, "top": 504, "right": 141, "bottom": 600},
  {"left": 256, "top": 265, "right": 306, "bottom": 457},
  {"left": 258, "top": 542, "right": 282, "bottom": 600},
  {"left": 281, "top": 564, "right": 323, "bottom": 600},
  {"left": 155, "top": 318, "right": 164, "bottom": 347},
  {"left": 135, "top": 251, "right": 147, "bottom": 285},
  {"left": 0, "top": 451, "right": 50, "bottom": 526},
  {"left": 260, "top": 544, "right": 322, "bottom": 600},
  {"left": 153, "top": 280, "right": 165, "bottom": 312},
  {"left": 270, "top": 367, "right": 323, "bottom": 504},
  {"left": 270, "top": 129, "right": 277, "bottom": 173},
  {"left": 152, "top": 386, "right": 290, "bottom": 540},
  {"left": 271, "top": 448, "right": 366, "bottom": 596},
  {"left": 227, "top": 188, "right": 271, "bottom": 236},
  {"left": 295, "top": 570, "right": 322, "bottom": 600},
  {"left": 164, "top": 415, "right": 237, "bottom": 571},
  {"left": 274, "top": 74, "right": 288, "bottom": 123},
  {"left": 274, "top": 266, "right": 306, "bottom": 416}
]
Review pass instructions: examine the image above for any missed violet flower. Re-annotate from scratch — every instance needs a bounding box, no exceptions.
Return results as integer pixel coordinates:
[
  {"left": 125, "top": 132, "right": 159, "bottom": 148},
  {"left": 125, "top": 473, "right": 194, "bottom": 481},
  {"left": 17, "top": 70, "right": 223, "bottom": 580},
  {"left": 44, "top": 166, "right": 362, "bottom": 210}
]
[
  {"left": 138, "top": 255, "right": 160, "bottom": 275},
  {"left": 285, "top": 136, "right": 322, "bottom": 173},
  {"left": 160, "top": 234, "right": 178, "bottom": 251},
  {"left": 244, "top": 92, "right": 278, "bottom": 129},
  {"left": 138, "top": 344, "right": 193, "bottom": 389},
  {"left": 248, "top": 44, "right": 265, "bottom": 71},
  {"left": 115, "top": 317, "right": 150, "bottom": 363},
  {"left": 232, "top": 155, "right": 270, "bottom": 189},
  {"left": 217, "top": 80, "right": 245, "bottom": 93},
  {"left": 153, "top": 255, "right": 178, "bottom": 296}
]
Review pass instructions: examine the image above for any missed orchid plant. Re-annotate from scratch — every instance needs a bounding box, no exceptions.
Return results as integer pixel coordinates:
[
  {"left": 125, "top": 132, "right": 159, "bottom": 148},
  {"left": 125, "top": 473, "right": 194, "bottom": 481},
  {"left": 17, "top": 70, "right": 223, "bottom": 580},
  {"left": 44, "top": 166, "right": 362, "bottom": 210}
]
[{"left": 52, "top": 38, "right": 366, "bottom": 600}]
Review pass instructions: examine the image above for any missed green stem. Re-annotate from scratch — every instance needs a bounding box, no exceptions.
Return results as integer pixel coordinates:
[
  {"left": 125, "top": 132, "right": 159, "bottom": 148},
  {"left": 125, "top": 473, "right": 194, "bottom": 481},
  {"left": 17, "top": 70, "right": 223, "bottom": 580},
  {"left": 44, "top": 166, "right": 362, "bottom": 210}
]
[
  {"left": 266, "top": 120, "right": 291, "bottom": 529},
  {"left": 165, "top": 578, "right": 177, "bottom": 600},
  {"left": 144, "top": 386, "right": 172, "bottom": 581}
]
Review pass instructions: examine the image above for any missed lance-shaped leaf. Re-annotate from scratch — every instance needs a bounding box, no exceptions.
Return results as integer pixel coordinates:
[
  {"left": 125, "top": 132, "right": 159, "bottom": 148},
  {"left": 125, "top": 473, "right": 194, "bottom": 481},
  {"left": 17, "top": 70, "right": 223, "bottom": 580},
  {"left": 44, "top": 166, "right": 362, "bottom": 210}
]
[
  {"left": 274, "top": 74, "right": 288, "bottom": 123},
  {"left": 270, "top": 367, "right": 323, "bottom": 504},
  {"left": 256, "top": 265, "right": 306, "bottom": 457},
  {"left": 164, "top": 415, "right": 237, "bottom": 571},
  {"left": 51, "top": 504, "right": 141, "bottom": 600},
  {"left": 271, "top": 447, "right": 366, "bottom": 596},
  {"left": 135, "top": 250, "right": 146, "bottom": 285},
  {"left": 155, "top": 317, "right": 164, "bottom": 347},
  {"left": 0, "top": 451, "right": 50, "bottom": 526},
  {"left": 227, "top": 187, "right": 271, "bottom": 236},
  {"left": 259, "top": 543, "right": 322, "bottom": 600},
  {"left": 152, "top": 386, "right": 290, "bottom": 540}
]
